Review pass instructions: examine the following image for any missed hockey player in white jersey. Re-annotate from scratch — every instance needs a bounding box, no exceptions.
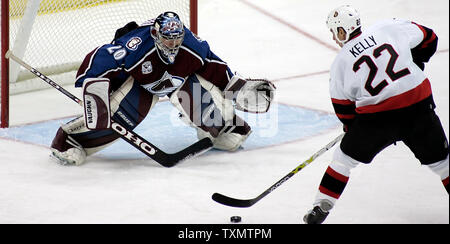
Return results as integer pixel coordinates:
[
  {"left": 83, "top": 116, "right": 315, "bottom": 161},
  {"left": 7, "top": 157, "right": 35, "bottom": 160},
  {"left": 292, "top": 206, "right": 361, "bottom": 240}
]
[{"left": 303, "top": 5, "right": 449, "bottom": 224}]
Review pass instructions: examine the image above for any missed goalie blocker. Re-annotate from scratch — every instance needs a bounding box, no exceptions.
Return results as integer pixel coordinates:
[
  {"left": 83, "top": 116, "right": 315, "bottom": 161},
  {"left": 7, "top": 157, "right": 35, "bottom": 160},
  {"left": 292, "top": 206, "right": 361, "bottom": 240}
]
[{"left": 82, "top": 78, "right": 112, "bottom": 130}]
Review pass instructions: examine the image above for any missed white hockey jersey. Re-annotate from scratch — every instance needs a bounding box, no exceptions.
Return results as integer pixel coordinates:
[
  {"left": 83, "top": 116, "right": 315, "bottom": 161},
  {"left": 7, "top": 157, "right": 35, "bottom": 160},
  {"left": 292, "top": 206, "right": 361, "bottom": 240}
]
[{"left": 330, "top": 19, "right": 435, "bottom": 115}]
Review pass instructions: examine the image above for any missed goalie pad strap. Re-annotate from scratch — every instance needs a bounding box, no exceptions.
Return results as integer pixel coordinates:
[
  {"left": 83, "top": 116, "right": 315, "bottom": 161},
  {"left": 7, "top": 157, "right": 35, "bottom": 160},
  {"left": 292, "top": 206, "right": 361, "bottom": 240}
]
[{"left": 83, "top": 78, "right": 111, "bottom": 130}]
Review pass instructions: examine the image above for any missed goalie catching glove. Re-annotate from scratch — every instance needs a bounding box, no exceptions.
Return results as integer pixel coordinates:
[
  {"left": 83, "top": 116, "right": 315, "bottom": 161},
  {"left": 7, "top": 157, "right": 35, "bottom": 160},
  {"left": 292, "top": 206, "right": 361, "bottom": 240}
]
[
  {"left": 225, "top": 75, "right": 276, "bottom": 113},
  {"left": 82, "top": 78, "right": 112, "bottom": 130}
]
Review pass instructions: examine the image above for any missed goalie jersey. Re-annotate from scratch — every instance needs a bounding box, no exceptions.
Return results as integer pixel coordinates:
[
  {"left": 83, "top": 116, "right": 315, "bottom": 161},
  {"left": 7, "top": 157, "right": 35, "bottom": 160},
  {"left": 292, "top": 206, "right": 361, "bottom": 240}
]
[
  {"left": 330, "top": 19, "right": 438, "bottom": 126},
  {"left": 75, "top": 21, "right": 234, "bottom": 97}
]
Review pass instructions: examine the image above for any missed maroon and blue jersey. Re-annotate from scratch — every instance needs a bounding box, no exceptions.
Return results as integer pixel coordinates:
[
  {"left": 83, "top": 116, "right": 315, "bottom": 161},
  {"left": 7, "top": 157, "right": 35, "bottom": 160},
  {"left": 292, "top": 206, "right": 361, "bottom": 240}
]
[{"left": 75, "top": 21, "right": 234, "bottom": 97}]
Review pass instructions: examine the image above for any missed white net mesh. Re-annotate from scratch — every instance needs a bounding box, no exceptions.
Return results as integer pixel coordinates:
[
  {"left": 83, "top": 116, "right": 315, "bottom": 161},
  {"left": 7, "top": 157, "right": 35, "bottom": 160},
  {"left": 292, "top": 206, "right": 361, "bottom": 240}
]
[
  {"left": 2, "top": 0, "right": 193, "bottom": 91},
  {"left": 1, "top": 0, "right": 194, "bottom": 126}
]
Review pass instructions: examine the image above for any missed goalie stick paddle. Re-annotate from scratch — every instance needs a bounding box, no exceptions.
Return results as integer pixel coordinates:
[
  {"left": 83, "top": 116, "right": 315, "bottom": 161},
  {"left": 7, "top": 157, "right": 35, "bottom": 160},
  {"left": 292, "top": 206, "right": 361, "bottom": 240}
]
[
  {"left": 5, "top": 50, "right": 213, "bottom": 167},
  {"left": 212, "top": 133, "right": 345, "bottom": 207}
]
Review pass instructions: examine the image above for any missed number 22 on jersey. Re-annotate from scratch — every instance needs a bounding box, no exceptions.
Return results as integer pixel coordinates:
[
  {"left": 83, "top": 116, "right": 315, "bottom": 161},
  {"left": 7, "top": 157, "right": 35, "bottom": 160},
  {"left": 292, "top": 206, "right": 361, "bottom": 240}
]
[{"left": 353, "top": 43, "right": 411, "bottom": 96}]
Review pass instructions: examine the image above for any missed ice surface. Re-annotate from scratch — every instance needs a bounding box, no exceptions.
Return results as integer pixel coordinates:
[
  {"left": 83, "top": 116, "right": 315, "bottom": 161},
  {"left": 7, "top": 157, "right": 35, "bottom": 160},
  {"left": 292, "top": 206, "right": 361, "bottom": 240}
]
[{"left": 0, "top": 0, "right": 448, "bottom": 224}]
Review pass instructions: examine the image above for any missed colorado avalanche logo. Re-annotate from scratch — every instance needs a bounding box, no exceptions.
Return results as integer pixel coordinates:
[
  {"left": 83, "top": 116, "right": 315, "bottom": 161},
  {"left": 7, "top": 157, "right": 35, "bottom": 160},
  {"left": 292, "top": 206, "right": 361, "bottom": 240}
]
[
  {"left": 142, "top": 61, "right": 153, "bottom": 74},
  {"left": 161, "top": 21, "right": 182, "bottom": 34},
  {"left": 126, "top": 37, "right": 142, "bottom": 51},
  {"left": 142, "top": 71, "right": 184, "bottom": 97}
]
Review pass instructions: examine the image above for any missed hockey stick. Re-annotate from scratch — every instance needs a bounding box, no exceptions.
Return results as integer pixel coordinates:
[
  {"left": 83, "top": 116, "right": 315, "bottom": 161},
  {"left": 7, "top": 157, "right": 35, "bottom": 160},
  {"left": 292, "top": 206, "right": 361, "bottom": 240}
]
[
  {"left": 5, "top": 50, "right": 213, "bottom": 167},
  {"left": 212, "top": 133, "right": 345, "bottom": 207}
]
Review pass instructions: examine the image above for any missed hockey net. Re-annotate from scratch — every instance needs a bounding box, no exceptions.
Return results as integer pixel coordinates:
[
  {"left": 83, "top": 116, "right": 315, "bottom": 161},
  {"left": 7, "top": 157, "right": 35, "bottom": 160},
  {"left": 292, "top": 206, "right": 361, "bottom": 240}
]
[{"left": 1, "top": 0, "right": 197, "bottom": 127}]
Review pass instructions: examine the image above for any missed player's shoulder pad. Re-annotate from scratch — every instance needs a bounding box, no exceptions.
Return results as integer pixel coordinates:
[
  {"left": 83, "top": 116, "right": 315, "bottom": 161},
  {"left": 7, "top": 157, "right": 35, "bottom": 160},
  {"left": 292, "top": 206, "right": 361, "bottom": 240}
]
[
  {"left": 75, "top": 44, "right": 122, "bottom": 87},
  {"left": 181, "top": 27, "right": 211, "bottom": 60},
  {"left": 113, "top": 25, "right": 156, "bottom": 70}
]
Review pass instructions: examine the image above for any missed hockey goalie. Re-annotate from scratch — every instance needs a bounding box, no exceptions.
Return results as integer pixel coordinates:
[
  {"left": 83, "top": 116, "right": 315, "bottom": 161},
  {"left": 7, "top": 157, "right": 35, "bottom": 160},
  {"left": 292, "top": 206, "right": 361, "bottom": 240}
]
[{"left": 50, "top": 12, "right": 276, "bottom": 166}]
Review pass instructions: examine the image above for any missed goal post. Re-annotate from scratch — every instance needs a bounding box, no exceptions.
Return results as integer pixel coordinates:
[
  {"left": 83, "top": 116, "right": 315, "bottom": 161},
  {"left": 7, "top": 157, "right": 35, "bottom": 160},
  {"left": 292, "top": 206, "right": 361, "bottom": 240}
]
[
  {"left": 1, "top": 0, "right": 198, "bottom": 128},
  {"left": 1, "top": 0, "right": 9, "bottom": 128}
]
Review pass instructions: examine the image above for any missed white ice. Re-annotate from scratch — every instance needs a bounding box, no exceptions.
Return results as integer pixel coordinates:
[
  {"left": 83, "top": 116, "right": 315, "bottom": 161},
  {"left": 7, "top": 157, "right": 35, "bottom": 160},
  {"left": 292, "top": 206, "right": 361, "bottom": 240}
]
[{"left": 0, "top": 0, "right": 448, "bottom": 224}]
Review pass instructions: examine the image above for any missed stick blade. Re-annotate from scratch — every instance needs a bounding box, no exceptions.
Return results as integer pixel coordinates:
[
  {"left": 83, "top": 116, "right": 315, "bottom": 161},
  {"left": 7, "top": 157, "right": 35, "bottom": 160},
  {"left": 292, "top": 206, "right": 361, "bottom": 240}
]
[
  {"left": 161, "top": 137, "right": 213, "bottom": 167},
  {"left": 211, "top": 193, "right": 257, "bottom": 208}
]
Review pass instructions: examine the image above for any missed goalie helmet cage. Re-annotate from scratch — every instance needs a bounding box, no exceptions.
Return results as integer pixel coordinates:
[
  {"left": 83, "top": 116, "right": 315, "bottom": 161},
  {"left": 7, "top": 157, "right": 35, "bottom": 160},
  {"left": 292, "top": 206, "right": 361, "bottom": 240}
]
[{"left": 0, "top": 0, "right": 198, "bottom": 128}]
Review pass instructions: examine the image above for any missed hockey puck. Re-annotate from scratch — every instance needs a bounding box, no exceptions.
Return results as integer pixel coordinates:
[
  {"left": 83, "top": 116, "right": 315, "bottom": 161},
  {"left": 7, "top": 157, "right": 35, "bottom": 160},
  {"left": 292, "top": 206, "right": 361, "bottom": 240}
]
[{"left": 230, "top": 216, "right": 242, "bottom": 223}]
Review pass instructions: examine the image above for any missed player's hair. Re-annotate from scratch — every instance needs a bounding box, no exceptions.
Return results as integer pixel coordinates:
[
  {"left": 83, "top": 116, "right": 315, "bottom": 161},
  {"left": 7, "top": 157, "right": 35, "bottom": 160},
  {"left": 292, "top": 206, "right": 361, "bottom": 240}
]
[{"left": 326, "top": 5, "right": 361, "bottom": 44}]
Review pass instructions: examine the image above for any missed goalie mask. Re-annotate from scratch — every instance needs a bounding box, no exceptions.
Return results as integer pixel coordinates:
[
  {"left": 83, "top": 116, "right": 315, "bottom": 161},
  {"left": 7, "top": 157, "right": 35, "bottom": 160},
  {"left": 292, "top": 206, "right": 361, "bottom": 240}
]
[{"left": 151, "top": 11, "right": 185, "bottom": 64}]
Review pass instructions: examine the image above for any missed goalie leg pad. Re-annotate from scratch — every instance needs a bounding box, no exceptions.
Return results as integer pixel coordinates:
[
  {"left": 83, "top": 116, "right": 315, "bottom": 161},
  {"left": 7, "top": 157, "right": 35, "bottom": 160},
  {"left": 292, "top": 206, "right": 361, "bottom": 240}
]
[
  {"left": 51, "top": 77, "right": 158, "bottom": 161},
  {"left": 197, "top": 115, "right": 252, "bottom": 151},
  {"left": 83, "top": 78, "right": 111, "bottom": 130},
  {"left": 110, "top": 76, "right": 159, "bottom": 130},
  {"left": 170, "top": 73, "right": 234, "bottom": 138},
  {"left": 51, "top": 116, "right": 118, "bottom": 158},
  {"left": 50, "top": 127, "right": 87, "bottom": 166}
]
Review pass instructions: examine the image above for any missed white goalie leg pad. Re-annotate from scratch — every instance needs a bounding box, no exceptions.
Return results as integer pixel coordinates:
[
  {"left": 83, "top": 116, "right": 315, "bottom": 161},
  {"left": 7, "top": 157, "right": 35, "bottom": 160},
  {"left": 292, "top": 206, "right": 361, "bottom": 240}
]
[
  {"left": 197, "top": 125, "right": 251, "bottom": 151},
  {"left": 169, "top": 87, "right": 196, "bottom": 128},
  {"left": 50, "top": 126, "right": 87, "bottom": 166},
  {"left": 49, "top": 118, "right": 87, "bottom": 165},
  {"left": 83, "top": 78, "right": 111, "bottom": 130},
  {"left": 196, "top": 115, "right": 252, "bottom": 151},
  {"left": 53, "top": 115, "right": 118, "bottom": 161},
  {"left": 83, "top": 76, "right": 158, "bottom": 156},
  {"left": 197, "top": 74, "right": 235, "bottom": 123},
  {"left": 61, "top": 116, "right": 89, "bottom": 135},
  {"left": 110, "top": 76, "right": 137, "bottom": 114},
  {"left": 169, "top": 74, "right": 235, "bottom": 131}
]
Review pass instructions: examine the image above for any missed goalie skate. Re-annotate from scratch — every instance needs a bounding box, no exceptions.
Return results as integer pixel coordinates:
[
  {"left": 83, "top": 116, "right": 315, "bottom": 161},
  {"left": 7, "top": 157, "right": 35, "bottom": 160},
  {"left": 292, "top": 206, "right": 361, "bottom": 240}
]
[
  {"left": 50, "top": 147, "right": 87, "bottom": 166},
  {"left": 50, "top": 127, "right": 87, "bottom": 166}
]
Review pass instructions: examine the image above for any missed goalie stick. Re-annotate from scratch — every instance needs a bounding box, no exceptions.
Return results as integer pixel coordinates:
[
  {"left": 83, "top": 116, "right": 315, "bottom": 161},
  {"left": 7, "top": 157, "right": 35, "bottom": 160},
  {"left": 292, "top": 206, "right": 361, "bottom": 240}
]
[
  {"left": 212, "top": 133, "right": 344, "bottom": 207},
  {"left": 5, "top": 50, "right": 213, "bottom": 167}
]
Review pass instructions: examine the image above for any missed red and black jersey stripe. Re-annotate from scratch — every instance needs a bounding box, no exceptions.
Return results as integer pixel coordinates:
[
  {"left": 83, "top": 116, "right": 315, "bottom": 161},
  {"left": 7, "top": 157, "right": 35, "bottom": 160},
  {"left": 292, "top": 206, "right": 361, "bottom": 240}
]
[
  {"left": 331, "top": 98, "right": 356, "bottom": 127},
  {"left": 411, "top": 23, "right": 438, "bottom": 70}
]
